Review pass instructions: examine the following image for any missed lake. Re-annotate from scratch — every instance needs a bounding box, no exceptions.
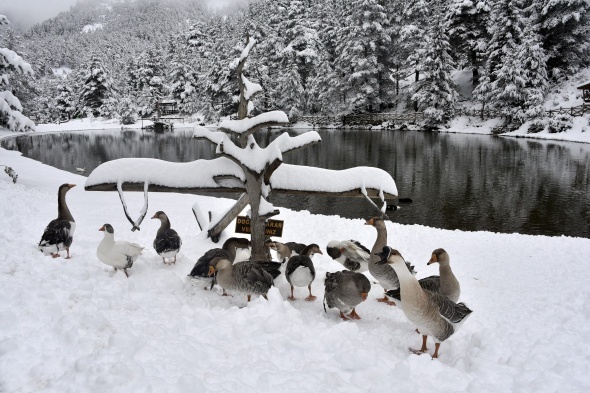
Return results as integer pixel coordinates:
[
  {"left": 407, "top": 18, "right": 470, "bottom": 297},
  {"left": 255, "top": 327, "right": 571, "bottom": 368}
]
[{"left": 2, "top": 127, "right": 590, "bottom": 238}]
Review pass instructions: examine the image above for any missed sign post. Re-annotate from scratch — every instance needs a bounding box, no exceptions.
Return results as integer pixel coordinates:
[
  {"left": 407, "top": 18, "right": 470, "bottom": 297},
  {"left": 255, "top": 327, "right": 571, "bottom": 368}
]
[{"left": 235, "top": 216, "right": 284, "bottom": 237}]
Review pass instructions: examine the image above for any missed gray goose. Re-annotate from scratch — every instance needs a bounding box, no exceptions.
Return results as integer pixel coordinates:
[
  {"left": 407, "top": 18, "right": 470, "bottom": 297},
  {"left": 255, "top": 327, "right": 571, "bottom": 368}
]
[
  {"left": 326, "top": 239, "right": 370, "bottom": 272},
  {"left": 97, "top": 224, "right": 144, "bottom": 277},
  {"left": 188, "top": 237, "right": 251, "bottom": 285},
  {"left": 38, "top": 183, "right": 76, "bottom": 259},
  {"left": 323, "top": 270, "right": 371, "bottom": 320},
  {"left": 386, "top": 248, "right": 460, "bottom": 304},
  {"left": 269, "top": 240, "right": 306, "bottom": 262},
  {"left": 152, "top": 211, "right": 182, "bottom": 264},
  {"left": 366, "top": 216, "right": 415, "bottom": 305},
  {"left": 208, "top": 257, "right": 282, "bottom": 302},
  {"left": 285, "top": 243, "right": 322, "bottom": 301},
  {"left": 376, "top": 247, "right": 472, "bottom": 359}
]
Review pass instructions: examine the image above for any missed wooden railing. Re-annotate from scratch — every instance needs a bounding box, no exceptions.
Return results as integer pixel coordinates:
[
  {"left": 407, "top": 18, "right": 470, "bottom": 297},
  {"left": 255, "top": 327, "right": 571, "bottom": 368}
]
[{"left": 296, "top": 104, "right": 590, "bottom": 126}]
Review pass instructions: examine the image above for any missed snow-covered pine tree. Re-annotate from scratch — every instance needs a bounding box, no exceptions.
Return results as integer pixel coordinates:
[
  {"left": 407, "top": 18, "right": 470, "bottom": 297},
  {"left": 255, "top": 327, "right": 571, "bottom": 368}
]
[
  {"left": 447, "top": 0, "right": 491, "bottom": 87},
  {"left": 333, "top": 0, "right": 390, "bottom": 113},
  {"left": 411, "top": 2, "right": 459, "bottom": 126},
  {"left": 167, "top": 37, "right": 199, "bottom": 116},
  {"left": 473, "top": 0, "right": 525, "bottom": 122},
  {"left": 55, "top": 83, "right": 75, "bottom": 121},
  {"left": 533, "top": 0, "right": 590, "bottom": 78},
  {"left": 77, "top": 54, "right": 114, "bottom": 117},
  {"left": 514, "top": 21, "right": 548, "bottom": 123},
  {"left": 0, "top": 15, "right": 35, "bottom": 132}
]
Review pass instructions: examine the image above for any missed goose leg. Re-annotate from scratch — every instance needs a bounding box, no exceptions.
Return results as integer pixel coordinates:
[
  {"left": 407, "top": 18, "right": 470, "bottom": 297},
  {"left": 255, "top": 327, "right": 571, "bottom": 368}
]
[
  {"left": 65, "top": 248, "right": 71, "bottom": 259},
  {"left": 124, "top": 269, "right": 129, "bottom": 278},
  {"left": 432, "top": 343, "right": 441, "bottom": 359},
  {"left": 288, "top": 285, "right": 296, "bottom": 301},
  {"left": 349, "top": 308, "right": 361, "bottom": 320},
  {"left": 262, "top": 294, "right": 268, "bottom": 300},
  {"left": 305, "top": 285, "right": 316, "bottom": 301},
  {"left": 51, "top": 253, "right": 60, "bottom": 258},
  {"left": 172, "top": 255, "right": 177, "bottom": 264},
  {"left": 339, "top": 311, "right": 349, "bottom": 320},
  {"left": 377, "top": 294, "right": 396, "bottom": 306},
  {"left": 247, "top": 295, "right": 251, "bottom": 302},
  {"left": 410, "top": 335, "right": 429, "bottom": 355}
]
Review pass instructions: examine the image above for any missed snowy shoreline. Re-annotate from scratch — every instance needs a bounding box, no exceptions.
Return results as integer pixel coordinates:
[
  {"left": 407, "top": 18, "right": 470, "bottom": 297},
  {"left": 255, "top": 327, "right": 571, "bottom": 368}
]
[{"left": 1, "top": 132, "right": 590, "bottom": 392}]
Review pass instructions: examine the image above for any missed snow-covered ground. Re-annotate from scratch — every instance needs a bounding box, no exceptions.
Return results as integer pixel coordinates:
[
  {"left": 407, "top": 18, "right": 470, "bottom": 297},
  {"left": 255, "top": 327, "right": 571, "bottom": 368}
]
[{"left": 1, "top": 134, "right": 590, "bottom": 392}]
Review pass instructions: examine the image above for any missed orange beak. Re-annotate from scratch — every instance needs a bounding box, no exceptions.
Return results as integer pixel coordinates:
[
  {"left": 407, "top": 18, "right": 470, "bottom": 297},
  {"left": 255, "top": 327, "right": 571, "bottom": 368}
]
[
  {"left": 364, "top": 218, "right": 374, "bottom": 225},
  {"left": 361, "top": 292, "right": 368, "bottom": 301},
  {"left": 151, "top": 213, "right": 158, "bottom": 219},
  {"left": 427, "top": 254, "right": 437, "bottom": 265},
  {"left": 99, "top": 226, "right": 105, "bottom": 231},
  {"left": 207, "top": 266, "right": 216, "bottom": 277}
]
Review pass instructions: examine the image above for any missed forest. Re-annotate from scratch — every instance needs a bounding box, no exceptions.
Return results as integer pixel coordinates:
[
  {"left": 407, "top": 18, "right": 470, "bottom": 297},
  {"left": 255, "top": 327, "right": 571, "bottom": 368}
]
[{"left": 1, "top": 0, "right": 589, "bottom": 132}]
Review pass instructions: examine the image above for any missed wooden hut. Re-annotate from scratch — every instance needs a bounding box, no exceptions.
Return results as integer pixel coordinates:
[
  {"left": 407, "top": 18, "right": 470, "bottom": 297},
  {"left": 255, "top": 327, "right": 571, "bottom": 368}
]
[{"left": 576, "top": 81, "right": 590, "bottom": 103}]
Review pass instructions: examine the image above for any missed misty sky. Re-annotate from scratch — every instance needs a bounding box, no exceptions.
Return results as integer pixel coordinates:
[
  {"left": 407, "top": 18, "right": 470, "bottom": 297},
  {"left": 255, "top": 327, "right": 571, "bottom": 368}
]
[{"left": 0, "top": 0, "right": 240, "bottom": 30}]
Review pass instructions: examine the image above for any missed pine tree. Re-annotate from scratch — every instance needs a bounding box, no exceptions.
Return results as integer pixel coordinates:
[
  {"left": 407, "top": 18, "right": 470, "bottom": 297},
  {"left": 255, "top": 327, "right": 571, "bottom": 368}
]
[
  {"left": 412, "top": 3, "right": 459, "bottom": 126},
  {"left": 0, "top": 15, "right": 35, "bottom": 132},
  {"left": 333, "top": 0, "right": 391, "bottom": 113},
  {"left": 77, "top": 55, "right": 113, "bottom": 117}
]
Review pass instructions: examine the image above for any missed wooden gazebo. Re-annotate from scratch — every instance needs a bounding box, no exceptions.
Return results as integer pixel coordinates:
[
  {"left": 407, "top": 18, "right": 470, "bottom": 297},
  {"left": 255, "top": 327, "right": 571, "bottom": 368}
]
[{"left": 576, "top": 81, "right": 590, "bottom": 103}]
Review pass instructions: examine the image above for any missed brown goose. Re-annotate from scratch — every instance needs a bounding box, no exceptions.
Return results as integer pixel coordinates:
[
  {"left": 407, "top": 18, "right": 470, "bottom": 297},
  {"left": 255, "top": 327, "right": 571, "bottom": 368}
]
[
  {"left": 152, "top": 211, "right": 182, "bottom": 264},
  {"left": 269, "top": 240, "right": 306, "bottom": 262},
  {"left": 189, "top": 237, "right": 251, "bottom": 278},
  {"left": 208, "top": 257, "right": 281, "bottom": 302},
  {"left": 38, "top": 183, "right": 76, "bottom": 259},
  {"left": 285, "top": 243, "right": 322, "bottom": 301},
  {"left": 323, "top": 270, "right": 371, "bottom": 320},
  {"left": 376, "top": 246, "right": 472, "bottom": 359},
  {"left": 386, "top": 248, "right": 460, "bottom": 304}
]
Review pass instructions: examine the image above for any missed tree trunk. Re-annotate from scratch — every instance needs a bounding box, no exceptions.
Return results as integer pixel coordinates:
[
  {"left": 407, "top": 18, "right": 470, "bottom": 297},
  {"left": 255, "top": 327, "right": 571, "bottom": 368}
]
[{"left": 244, "top": 171, "right": 268, "bottom": 261}]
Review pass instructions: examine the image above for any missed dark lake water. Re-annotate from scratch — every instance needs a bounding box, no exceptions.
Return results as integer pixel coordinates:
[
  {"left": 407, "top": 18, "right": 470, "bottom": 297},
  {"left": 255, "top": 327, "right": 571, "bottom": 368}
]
[{"left": 3, "top": 128, "right": 590, "bottom": 238}]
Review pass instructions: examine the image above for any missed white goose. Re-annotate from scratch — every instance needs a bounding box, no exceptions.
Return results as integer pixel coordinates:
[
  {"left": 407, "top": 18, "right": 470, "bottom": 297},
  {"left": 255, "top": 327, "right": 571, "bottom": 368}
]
[
  {"left": 376, "top": 246, "right": 472, "bottom": 359},
  {"left": 97, "top": 224, "right": 144, "bottom": 277}
]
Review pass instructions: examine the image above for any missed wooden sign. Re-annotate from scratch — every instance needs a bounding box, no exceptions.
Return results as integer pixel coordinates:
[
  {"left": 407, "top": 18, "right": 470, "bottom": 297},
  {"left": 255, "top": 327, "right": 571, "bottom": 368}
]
[{"left": 235, "top": 216, "right": 284, "bottom": 237}]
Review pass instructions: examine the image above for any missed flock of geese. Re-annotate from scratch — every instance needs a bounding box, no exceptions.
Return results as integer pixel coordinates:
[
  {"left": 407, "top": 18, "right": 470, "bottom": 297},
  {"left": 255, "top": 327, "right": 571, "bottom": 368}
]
[{"left": 37, "top": 183, "right": 472, "bottom": 359}]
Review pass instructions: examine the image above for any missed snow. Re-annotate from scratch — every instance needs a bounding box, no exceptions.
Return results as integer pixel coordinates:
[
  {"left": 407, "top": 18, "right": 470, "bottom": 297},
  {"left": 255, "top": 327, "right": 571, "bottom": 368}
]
[
  {"left": 239, "top": 36, "right": 256, "bottom": 62},
  {"left": 1, "top": 140, "right": 590, "bottom": 392},
  {"left": 241, "top": 73, "right": 262, "bottom": 100},
  {"left": 82, "top": 23, "right": 103, "bottom": 33},
  {"left": 218, "top": 111, "right": 290, "bottom": 134}
]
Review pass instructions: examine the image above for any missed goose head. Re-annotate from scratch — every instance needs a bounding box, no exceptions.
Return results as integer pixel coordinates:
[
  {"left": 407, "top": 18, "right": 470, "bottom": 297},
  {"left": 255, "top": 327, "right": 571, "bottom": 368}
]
[
  {"left": 326, "top": 240, "right": 342, "bottom": 259},
  {"left": 304, "top": 243, "right": 323, "bottom": 257},
  {"left": 374, "top": 246, "right": 405, "bottom": 265},
  {"left": 59, "top": 183, "right": 76, "bottom": 194},
  {"left": 99, "top": 223, "right": 114, "bottom": 234},
  {"left": 365, "top": 216, "right": 385, "bottom": 228},
  {"left": 427, "top": 248, "right": 449, "bottom": 266},
  {"left": 151, "top": 211, "right": 168, "bottom": 221},
  {"left": 208, "top": 256, "right": 232, "bottom": 277}
]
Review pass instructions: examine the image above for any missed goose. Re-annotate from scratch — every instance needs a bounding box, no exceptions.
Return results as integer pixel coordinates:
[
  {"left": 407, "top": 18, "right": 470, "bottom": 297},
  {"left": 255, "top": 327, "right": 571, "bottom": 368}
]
[
  {"left": 366, "top": 216, "right": 415, "bottom": 305},
  {"left": 323, "top": 270, "right": 371, "bottom": 320},
  {"left": 285, "top": 243, "right": 322, "bottom": 301},
  {"left": 38, "top": 183, "right": 76, "bottom": 259},
  {"left": 375, "top": 246, "right": 472, "bottom": 359},
  {"left": 152, "top": 211, "right": 182, "bottom": 264},
  {"left": 97, "top": 224, "right": 144, "bottom": 277},
  {"left": 269, "top": 240, "right": 306, "bottom": 262},
  {"left": 385, "top": 248, "right": 460, "bottom": 304},
  {"left": 188, "top": 237, "right": 251, "bottom": 288},
  {"left": 326, "top": 239, "right": 370, "bottom": 272},
  {"left": 208, "top": 257, "right": 282, "bottom": 302}
]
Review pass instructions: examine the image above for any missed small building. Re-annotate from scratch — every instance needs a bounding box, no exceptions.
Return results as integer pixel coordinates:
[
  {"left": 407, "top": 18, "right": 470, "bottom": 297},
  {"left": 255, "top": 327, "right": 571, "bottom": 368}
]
[
  {"left": 576, "top": 81, "right": 590, "bottom": 103},
  {"left": 156, "top": 99, "right": 179, "bottom": 117}
]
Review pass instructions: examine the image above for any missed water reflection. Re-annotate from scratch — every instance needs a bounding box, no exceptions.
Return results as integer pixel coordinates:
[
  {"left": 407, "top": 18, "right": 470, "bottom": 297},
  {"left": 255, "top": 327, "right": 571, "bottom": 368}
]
[{"left": 3, "top": 128, "right": 590, "bottom": 238}]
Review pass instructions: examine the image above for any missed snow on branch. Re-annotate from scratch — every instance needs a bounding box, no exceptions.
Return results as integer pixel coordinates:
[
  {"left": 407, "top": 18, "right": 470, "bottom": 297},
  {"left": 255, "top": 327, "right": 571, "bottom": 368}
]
[
  {"left": 0, "top": 48, "right": 34, "bottom": 76},
  {"left": 86, "top": 159, "right": 398, "bottom": 199},
  {"left": 0, "top": 15, "right": 9, "bottom": 26},
  {"left": 271, "top": 164, "right": 398, "bottom": 197},
  {"left": 242, "top": 73, "right": 262, "bottom": 100},
  {"left": 239, "top": 36, "right": 256, "bottom": 62},
  {"left": 218, "top": 111, "right": 289, "bottom": 135},
  {"left": 85, "top": 157, "right": 245, "bottom": 189},
  {"left": 193, "top": 126, "right": 320, "bottom": 174}
]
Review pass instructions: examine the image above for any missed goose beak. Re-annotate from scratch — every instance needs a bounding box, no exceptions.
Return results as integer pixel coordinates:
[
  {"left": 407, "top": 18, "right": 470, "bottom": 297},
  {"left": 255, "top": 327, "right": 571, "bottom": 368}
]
[
  {"left": 427, "top": 254, "right": 437, "bottom": 265},
  {"left": 99, "top": 225, "right": 105, "bottom": 231},
  {"left": 364, "top": 218, "right": 373, "bottom": 225},
  {"left": 151, "top": 213, "right": 158, "bottom": 219},
  {"left": 361, "top": 292, "right": 368, "bottom": 301},
  {"left": 69, "top": 184, "right": 76, "bottom": 188},
  {"left": 207, "top": 266, "right": 216, "bottom": 277}
]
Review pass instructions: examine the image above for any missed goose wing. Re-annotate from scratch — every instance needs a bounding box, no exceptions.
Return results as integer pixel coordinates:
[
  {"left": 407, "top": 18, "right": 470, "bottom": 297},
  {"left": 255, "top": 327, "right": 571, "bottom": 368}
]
[
  {"left": 342, "top": 240, "right": 370, "bottom": 260},
  {"left": 425, "top": 290, "right": 472, "bottom": 324}
]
